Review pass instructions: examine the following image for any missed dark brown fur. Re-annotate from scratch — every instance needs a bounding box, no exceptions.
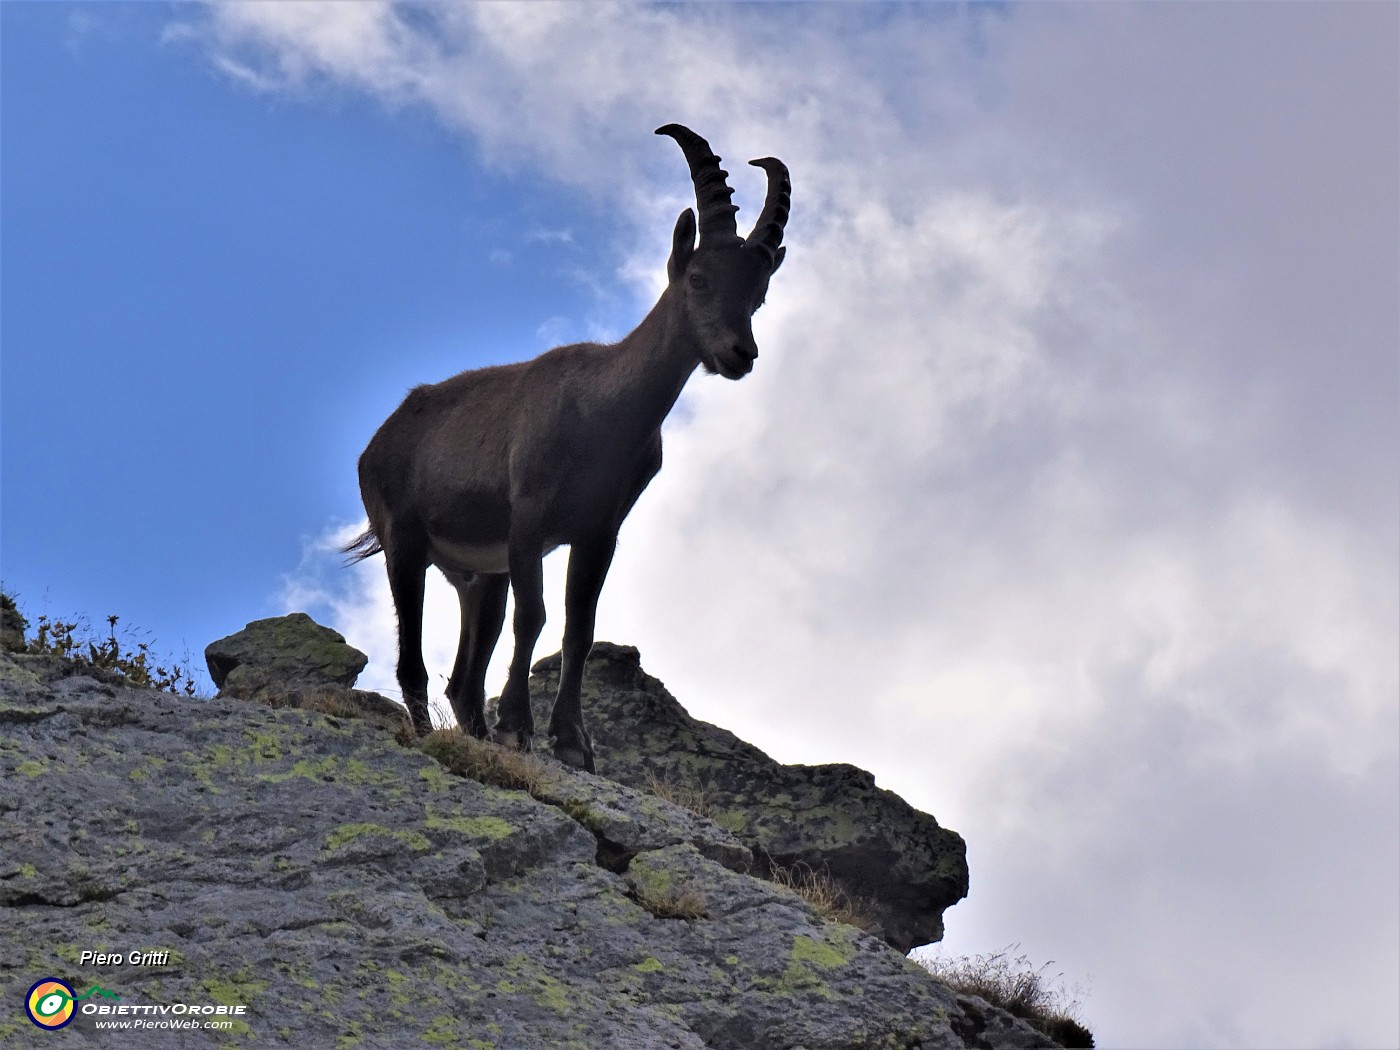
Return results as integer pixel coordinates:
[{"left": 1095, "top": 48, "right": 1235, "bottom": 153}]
[{"left": 347, "top": 125, "right": 790, "bottom": 771}]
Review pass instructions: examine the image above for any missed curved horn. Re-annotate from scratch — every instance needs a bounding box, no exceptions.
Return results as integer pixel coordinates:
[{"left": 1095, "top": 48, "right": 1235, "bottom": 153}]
[
  {"left": 655, "top": 124, "right": 741, "bottom": 247},
  {"left": 744, "top": 157, "right": 790, "bottom": 265}
]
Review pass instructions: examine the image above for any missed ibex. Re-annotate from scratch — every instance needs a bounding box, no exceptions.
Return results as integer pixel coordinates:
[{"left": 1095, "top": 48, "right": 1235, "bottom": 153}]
[{"left": 345, "top": 125, "right": 790, "bottom": 772}]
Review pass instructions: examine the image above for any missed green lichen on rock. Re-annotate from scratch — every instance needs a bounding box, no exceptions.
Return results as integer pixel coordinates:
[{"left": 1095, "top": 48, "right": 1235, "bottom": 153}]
[
  {"left": 531, "top": 973, "right": 572, "bottom": 1012},
  {"left": 203, "top": 972, "right": 269, "bottom": 1007},
  {"left": 420, "top": 1015, "right": 463, "bottom": 1045},
  {"left": 424, "top": 811, "right": 514, "bottom": 840},
  {"left": 324, "top": 823, "right": 431, "bottom": 853},
  {"left": 418, "top": 763, "right": 457, "bottom": 793},
  {"left": 773, "top": 932, "right": 858, "bottom": 1000},
  {"left": 0, "top": 656, "right": 43, "bottom": 692},
  {"left": 791, "top": 931, "right": 855, "bottom": 970}
]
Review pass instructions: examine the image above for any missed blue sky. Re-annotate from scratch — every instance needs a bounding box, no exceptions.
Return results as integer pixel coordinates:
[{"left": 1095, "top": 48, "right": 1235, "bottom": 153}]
[
  {"left": 3, "top": 5, "right": 1397, "bottom": 1049},
  {"left": 3, "top": 2, "right": 612, "bottom": 668}
]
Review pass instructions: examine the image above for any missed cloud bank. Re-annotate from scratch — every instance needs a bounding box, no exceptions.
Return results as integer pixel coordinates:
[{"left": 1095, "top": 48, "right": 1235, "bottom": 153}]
[{"left": 182, "top": 4, "right": 1399, "bottom": 1047}]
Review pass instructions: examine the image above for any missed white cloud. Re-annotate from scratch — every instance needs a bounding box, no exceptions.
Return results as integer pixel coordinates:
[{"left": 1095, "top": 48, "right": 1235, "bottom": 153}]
[
  {"left": 524, "top": 227, "right": 573, "bottom": 245},
  {"left": 195, "top": 4, "right": 1400, "bottom": 1047}
]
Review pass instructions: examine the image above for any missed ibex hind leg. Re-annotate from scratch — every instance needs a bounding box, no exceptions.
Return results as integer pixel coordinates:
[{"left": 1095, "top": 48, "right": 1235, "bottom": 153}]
[
  {"left": 492, "top": 535, "right": 546, "bottom": 753},
  {"left": 385, "top": 540, "right": 432, "bottom": 735},
  {"left": 445, "top": 571, "right": 508, "bottom": 739}
]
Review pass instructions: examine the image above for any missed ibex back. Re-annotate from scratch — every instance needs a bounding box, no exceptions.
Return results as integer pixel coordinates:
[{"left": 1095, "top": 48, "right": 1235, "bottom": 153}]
[{"left": 345, "top": 124, "right": 791, "bottom": 771}]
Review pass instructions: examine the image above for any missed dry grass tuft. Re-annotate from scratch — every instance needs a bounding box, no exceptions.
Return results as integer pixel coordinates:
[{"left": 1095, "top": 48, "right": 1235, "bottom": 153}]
[
  {"left": 294, "top": 689, "right": 366, "bottom": 719},
  {"left": 919, "top": 945, "right": 1094, "bottom": 1048},
  {"left": 390, "top": 698, "right": 458, "bottom": 746},
  {"left": 766, "top": 861, "right": 881, "bottom": 933},
  {"left": 418, "top": 728, "right": 555, "bottom": 796},
  {"left": 257, "top": 686, "right": 374, "bottom": 720},
  {"left": 428, "top": 697, "right": 455, "bottom": 732},
  {"left": 642, "top": 770, "right": 715, "bottom": 818},
  {"left": 634, "top": 884, "right": 709, "bottom": 921}
]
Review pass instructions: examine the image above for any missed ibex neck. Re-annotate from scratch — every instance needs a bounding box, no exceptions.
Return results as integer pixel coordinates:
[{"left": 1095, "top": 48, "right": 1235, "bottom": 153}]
[{"left": 605, "top": 286, "right": 701, "bottom": 433}]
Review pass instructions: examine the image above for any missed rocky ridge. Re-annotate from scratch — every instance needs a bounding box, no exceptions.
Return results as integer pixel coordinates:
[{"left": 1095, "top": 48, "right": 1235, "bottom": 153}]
[
  {"left": 0, "top": 615, "right": 1061, "bottom": 1049},
  {"left": 517, "top": 644, "right": 968, "bottom": 953}
]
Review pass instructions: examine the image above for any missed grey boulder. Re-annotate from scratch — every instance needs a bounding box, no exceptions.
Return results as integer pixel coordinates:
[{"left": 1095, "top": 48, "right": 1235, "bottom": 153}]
[{"left": 204, "top": 612, "right": 368, "bottom": 698}]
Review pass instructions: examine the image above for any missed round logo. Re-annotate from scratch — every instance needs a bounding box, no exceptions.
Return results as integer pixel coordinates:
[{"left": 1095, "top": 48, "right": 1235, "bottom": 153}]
[{"left": 26, "top": 978, "right": 77, "bottom": 1030}]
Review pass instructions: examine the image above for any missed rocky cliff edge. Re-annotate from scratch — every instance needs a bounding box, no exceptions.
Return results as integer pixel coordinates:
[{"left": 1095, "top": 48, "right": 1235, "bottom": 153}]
[{"left": 0, "top": 620, "right": 1059, "bottom": 1049}]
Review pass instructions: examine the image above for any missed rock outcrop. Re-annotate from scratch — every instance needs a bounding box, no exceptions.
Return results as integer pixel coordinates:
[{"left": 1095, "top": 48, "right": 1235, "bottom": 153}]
[
  {"left": 205, "top": 613, "right": 403, "bottom": 726},
  {"left": 205, "top": 613, "right": 368, "bottom": 699},
  {"left": 515, "top": 643, "right": 969, "bottom": 953},
  {"left": 0, "top": 641, "right": 1059, "bottom": 1049}
]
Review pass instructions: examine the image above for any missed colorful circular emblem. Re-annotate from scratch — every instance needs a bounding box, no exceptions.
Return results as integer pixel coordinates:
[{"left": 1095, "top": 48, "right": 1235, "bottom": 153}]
[{"left": 26, "top": 978, "right": 77, "bottom": 1030}]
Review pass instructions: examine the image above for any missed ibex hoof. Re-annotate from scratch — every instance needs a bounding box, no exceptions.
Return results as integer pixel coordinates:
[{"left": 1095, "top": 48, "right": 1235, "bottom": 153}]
[
  {"left": 492, "top": 729, "right": 532, "bottom": 753},
  {"left": 553, "top": 741, "right": 595, "bottom": 774},
  {"left": 406, "top": 704, "right": 432, "bottom": 738}
]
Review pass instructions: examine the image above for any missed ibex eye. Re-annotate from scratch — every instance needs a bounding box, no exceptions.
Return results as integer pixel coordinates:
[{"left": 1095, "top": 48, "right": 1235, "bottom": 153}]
[{"left": 688, "top": 272, "right": 710, "bottom": 291}]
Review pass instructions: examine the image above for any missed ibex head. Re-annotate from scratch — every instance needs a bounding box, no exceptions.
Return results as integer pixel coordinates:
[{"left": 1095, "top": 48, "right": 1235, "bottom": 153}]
[{"left": 656, "top": 124, "right": 790, "bottom": 380}]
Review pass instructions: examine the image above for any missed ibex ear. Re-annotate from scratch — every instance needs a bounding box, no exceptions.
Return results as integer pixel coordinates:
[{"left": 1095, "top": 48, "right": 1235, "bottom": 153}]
[
  {"left": 668, "top": 208, "right": 696, "bottom": 282},
  {"left": 769, "top": 245, "right": 786, "bottom": 275}
]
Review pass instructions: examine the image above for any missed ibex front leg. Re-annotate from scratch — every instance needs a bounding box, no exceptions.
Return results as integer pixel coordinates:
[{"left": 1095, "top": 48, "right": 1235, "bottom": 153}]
[
  {"left": 551, "top": 535, "right": 616, "bottom": 773},
  {"left": 493, "top": 533, "right": 546, "bottom": 752}
]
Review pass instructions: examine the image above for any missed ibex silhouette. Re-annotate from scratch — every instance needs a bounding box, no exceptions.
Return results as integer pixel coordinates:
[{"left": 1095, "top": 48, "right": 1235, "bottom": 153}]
[{"left": 345, "top": 124, "right": 791, "bottom": 772}]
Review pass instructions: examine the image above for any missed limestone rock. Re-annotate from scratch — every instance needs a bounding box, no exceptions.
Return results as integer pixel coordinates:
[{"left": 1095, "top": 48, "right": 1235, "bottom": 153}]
[
  {"left": 519, "top": 642, "right": 970, "bottom": 953},
  {"left": 204, "top": 612, "right": 368, "bottom": 700},
  {"left": 0, "top": 645, "right": 1058, "bottom": 1049}
]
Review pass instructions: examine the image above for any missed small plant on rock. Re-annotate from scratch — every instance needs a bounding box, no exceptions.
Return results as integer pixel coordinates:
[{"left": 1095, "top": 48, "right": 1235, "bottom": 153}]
[
  {"left": 418, "top": 727, "right": 555, "bottom": 796},
  {"left": 641, "top": 770, "right": 715, "bottom": 818},
  {"left": 1, "top": 591, "right": 28, "bottom": 651},
  {"left": 255, "top": 686, "right": 388, "bottom": 723},
  {"left": 766, "top": 860, "right": 881, "bottom": 933},
  {"left": 19, "top": 604, "right": 200, "bottom": 698},
  {"left": 919, "top": 944, "right": 1094, "bottom": 1048},
  {"left": 633, "top": 882, "right": 708, "bottom": 921}
]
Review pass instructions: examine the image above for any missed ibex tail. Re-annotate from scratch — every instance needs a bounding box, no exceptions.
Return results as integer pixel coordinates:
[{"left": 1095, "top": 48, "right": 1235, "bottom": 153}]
[{"left": 341, "top": 526, "right": 383, "bottom": 564}]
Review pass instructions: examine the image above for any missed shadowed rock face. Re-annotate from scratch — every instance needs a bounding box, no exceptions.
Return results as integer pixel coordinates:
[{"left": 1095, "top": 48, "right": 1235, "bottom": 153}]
[
  {"left": 516, "top": 643, "right": 971, "bottom": 953},
  {"left": 0, "top": 645, "right": 1058, "bottom": 1050}
]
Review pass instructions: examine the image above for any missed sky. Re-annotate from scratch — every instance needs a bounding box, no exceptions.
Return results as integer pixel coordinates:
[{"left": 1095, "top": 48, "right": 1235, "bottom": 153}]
[{"left": 2, "top": 3, "right": 1397, "bottom": 1048}]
